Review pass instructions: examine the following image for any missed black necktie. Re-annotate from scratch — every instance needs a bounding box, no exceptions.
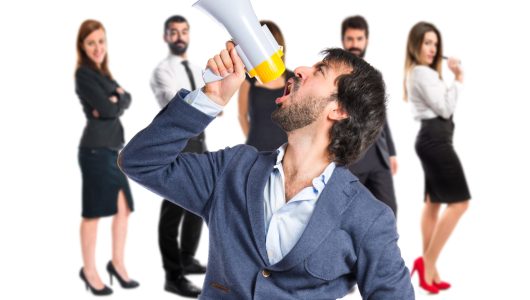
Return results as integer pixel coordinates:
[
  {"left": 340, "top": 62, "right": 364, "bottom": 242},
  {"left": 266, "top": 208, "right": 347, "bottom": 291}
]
[{"left": 181, "top": 60, "right": 196, "bottom": 90}]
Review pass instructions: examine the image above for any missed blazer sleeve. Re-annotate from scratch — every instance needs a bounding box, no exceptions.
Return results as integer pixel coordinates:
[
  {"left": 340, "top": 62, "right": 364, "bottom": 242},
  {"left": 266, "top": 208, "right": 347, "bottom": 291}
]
[
  {"left": 116, "top": 87, "right": 132, "bottom": 111},
  {"left": 118, "top": 91, "right": 241, "bottom": 217},
  {"left": 356, "top": 208, "right": 415, "bottom": 299},
  {"left": 75, "top": 67, "right": 128, "bottom": 119},
  {"left": 382, "top": 119, "right": 396, "bottom": 157}
]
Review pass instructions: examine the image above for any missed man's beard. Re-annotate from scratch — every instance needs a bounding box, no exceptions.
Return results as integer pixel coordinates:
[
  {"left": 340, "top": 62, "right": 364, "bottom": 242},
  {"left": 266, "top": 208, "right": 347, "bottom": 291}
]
[
  {"left": 271, "top": 78, "right": 330, "bottom": 132},
  {"left": 348, "top": 47, "right": 366, "bottom": 58},
  {"left": 169, "top": 40, "right": 188, "bottom": 56}
]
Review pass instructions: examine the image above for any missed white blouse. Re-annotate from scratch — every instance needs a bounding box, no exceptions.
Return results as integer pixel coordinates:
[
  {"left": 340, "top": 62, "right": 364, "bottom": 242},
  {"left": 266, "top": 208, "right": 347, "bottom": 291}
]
[{"left": 406, "top": 65, "right": 462, "bottom": 121}]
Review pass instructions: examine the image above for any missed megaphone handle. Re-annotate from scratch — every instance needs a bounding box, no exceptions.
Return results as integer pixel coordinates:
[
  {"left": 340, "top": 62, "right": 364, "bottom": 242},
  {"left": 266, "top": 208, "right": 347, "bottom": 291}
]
[{"left": 202, "top": 68, "right": 228, "bottom": 83}]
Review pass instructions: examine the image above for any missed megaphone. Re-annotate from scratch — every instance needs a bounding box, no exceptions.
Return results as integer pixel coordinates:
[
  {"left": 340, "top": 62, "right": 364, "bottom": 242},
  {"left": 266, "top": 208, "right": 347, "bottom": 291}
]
[{"left": 193, "top": 0, "right": 286, "bottom": 84}]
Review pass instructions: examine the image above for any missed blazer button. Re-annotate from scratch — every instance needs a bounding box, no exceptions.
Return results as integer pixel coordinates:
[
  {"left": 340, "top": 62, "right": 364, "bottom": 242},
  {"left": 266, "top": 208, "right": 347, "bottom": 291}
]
[{"left": 261, "top": 269, "right": 271, "bottom": 278}]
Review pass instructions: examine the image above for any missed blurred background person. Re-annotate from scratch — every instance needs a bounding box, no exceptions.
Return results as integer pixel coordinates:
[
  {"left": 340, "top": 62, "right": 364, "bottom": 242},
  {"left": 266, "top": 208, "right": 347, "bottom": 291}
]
[
  {"left": 404, "top": 21, "right": 470, "bottom": 294},
  {"left": 150, "top": 15, "right": 205, "bottom": 298},
  {"left": 237, "top": 20, "right": 295, "bottom": 151},
  {"left": 75, "top": 19, "right": 139, "bottom": 295},
  {"left": 341, "top": 15, "right": 398, "bottom": 216}
]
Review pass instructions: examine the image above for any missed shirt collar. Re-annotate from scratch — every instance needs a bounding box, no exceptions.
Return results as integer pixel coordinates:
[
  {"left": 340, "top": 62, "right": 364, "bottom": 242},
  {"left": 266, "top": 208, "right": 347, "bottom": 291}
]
[
  {"left": 313, "top": 162, "right": 335, "bottom": 193},
  {"left": 274, "top": 143, "right": 287, "bottom": 167},
  {"left": 167, "top": 53, "right": 186, "bottom": 63},
  {"left": 273, "top": 144, "right": 336, "bottom": 196}
]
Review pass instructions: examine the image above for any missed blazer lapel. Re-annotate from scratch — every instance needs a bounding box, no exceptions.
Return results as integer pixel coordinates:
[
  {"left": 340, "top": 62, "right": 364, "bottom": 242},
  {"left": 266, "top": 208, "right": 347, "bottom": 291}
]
[
  {"left": 246, "top": 151, "right": 277, "bottom": 266},
  {"left": 268, "top": 167, "right": 359, "bottom": 271}
]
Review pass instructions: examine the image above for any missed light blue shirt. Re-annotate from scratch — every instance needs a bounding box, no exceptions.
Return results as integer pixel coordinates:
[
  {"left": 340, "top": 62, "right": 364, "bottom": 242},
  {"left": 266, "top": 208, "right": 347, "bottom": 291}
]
[
  {"left": 182, "top": 88, "right": 336, "bottom": 264},
  {"left": 263, "top": 145, "right": 335, "bottom": 264}
]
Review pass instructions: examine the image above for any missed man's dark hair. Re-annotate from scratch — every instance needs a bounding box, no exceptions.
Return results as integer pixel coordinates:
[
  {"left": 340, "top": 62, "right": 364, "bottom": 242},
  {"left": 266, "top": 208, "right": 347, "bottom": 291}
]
[
  {"left": 323, "top": 48, "right": 386, "bottom": 166},
  {"left": 164, "top": 15, "right": 188, "bottom": 33},
  {"left": 341, "top": 15, "right": 369, "bottom": 40}
]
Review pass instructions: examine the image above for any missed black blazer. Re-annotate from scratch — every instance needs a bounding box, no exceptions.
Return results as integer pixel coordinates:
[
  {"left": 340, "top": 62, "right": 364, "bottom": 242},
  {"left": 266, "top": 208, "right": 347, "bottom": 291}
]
[
  {"left": 350, "top": 118, "right": 396, "bottom": 172},
  {"left": 75, "top": 66, "right": 131, "bottom": 150}
]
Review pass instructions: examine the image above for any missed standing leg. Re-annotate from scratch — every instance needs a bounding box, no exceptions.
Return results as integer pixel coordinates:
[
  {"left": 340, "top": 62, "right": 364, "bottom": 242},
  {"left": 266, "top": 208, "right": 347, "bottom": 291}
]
[
  {"left": 159, "top": 200, "right": 185, "bottom": 280},
  {"left": 423, "top": 200, "right": 469, "bottom": 283},
  {"left": 111, "top": 190, "right": 132, "bottom": 281},
  {"left": 180, "top": 211, "right": 205, "bottom": 273},
  {"left": 159, "top": 200, "right": 202, "bottom": 297},
  {"left": 420, "top": 194, "right": 441, "bottom": 284},
  {"left": 81, "top": 217, "right": 105, "bottom": 289},
  {"left": 421, "top": 195, "right": 441, "bottom": 254}
]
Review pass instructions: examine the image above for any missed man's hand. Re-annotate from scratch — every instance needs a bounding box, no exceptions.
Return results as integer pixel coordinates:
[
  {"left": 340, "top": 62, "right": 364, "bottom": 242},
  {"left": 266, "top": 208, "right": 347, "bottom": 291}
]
[
  {"left": 389, "top": 156, "right": 398, "bottom": 176},
  {"left": 202, "top": 46, "right": 245, "bottom": 106}
]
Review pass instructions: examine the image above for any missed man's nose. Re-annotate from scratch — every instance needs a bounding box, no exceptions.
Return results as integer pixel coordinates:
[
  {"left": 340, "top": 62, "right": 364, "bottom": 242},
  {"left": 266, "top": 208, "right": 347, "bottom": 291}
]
[{"left": 293, "top": 66, "right": 310, "bottom": 80}]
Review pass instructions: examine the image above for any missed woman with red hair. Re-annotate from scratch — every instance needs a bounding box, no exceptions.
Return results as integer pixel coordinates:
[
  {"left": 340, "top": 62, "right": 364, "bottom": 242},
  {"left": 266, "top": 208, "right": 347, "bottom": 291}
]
[{"left": 75, "top": 19, "right": 138, "bottom": 295}]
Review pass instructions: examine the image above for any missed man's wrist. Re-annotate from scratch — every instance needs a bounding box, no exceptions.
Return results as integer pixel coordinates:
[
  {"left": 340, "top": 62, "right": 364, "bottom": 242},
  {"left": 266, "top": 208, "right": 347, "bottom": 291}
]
[
  {"left": 182, "top": 89, "right": 223, "bottom": 117},
  {"left": 202, "top": 86, "right": 226, "bottom": 107}
]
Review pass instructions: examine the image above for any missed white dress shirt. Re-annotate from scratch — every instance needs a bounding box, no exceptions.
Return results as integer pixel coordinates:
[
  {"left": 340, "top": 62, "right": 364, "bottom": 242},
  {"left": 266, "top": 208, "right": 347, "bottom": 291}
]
[
  {"left": 407, "top": 65, "right": 463, "bottom": 120},
  {"left": 181, "top": 89, "right": 335, "bottom": 265},
  {"left": 151, "top": 54, "right": 205, "bottom": 108}
]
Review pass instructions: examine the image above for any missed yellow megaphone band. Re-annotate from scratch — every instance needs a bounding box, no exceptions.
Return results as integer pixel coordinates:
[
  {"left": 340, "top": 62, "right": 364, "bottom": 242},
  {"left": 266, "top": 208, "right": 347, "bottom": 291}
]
[{"left": 247, "top": 49, "right": 285, "bottom": 83}]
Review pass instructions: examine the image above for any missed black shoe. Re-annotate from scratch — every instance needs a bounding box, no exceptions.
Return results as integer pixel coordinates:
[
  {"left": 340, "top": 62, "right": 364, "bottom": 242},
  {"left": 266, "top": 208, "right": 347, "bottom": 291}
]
[
  {"left": 106, "top": 261, "right": 140, "bottom": 289},
  {"left": 182, "top": 258, "right": 207, "bottom": 275},
  {"left": 164, "top": 276, "right": 201, "bottom": 298},
  {"left": 80, "top": 268, "right": 113, "bottom": 296}
]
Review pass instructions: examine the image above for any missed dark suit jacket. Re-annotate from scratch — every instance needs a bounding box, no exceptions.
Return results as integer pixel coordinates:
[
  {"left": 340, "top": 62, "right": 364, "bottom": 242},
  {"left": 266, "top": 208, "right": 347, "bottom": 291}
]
[
  {"left": 351, "top": 119, "right": 396, "bottom": 172},
  {"left": 119, "top": 90, "right": 414, "bottom": 299},
  {"left": 75, "top": 65, "right": 131, "bottom": 150}
]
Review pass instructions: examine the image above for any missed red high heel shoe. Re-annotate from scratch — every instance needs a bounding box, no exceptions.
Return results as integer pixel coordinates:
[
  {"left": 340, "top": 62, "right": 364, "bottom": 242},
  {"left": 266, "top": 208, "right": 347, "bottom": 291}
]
[
  {"left": 433, "top": 280, "right": 451, "bottom": 290},
  {"left": 411, "top": 257, "right": 439, "bottom": 294}
]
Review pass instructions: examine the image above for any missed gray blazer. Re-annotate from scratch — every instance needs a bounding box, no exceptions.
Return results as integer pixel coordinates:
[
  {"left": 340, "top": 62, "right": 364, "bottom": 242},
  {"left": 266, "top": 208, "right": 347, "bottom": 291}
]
[{"left": 119, "top": 90, "right": 414, "bottom": 299}]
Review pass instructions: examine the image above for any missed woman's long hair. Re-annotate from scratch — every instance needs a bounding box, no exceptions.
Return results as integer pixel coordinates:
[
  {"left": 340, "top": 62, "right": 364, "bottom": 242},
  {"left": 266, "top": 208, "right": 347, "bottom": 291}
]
[
  {"left": 403, "top": 21, "right": 442, "bottom": 100},
  {"left": 76, "top": 19, "right": 112, "bottom": 78}
]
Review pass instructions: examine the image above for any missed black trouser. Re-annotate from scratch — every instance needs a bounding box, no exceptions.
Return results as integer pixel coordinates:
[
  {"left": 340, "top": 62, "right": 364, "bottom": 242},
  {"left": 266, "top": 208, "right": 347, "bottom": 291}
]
[
  {"left": 349, "top": 147, "right": 397, "bottom": 216},
  {"left": 159, "top": 200, "right": 203, "bottom": 279},
  {"left": 158, "top": 135, "right": 205, "bottom": 280}
]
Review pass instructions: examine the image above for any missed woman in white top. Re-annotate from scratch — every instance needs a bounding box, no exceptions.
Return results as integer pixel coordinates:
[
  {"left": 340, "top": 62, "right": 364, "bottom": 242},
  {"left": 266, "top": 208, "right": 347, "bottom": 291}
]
[{"left": 404, "top": 22, "right": 470, "bottom": 294}]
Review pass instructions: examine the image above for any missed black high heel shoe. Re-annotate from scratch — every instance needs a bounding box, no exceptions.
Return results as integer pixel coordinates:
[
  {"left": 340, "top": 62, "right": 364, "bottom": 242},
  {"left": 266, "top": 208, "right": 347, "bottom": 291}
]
[
  {"left": 79, "top": 268, "right": 113, "bottom": 296},
  {"left": 106, "top": 261, "right": 140, "bottom": 289}
]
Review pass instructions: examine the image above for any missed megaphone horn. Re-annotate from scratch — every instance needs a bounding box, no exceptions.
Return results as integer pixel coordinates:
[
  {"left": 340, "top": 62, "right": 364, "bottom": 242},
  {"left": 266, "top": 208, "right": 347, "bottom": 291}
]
[{"left": 193, "top": 0, "right": 286, "bottom": 83}]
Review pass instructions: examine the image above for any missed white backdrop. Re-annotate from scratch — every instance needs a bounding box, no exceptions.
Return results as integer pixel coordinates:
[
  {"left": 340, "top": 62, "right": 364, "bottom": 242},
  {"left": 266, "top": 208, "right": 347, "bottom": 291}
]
[{"left": 0, "top": 0, "right": 529, "bottom": 299}]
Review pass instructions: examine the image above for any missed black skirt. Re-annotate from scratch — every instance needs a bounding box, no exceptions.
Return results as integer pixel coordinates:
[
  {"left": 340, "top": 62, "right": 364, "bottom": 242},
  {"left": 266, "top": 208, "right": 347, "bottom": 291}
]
[
  {"left": 78, "top": 147, "right": 134, "bottom": 218},
  {"left": 415, "top": 117, "right": 471, "bottom": 203}
]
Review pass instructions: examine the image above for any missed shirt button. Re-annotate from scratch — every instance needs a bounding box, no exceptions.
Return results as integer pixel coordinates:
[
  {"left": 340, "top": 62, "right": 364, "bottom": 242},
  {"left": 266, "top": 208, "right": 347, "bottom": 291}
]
[{"left": 262, "top": 269, "right": 271, "bottom": 278}]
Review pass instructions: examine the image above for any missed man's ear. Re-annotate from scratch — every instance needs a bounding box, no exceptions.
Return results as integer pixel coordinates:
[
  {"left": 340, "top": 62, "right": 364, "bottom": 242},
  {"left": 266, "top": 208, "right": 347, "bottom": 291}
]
[{"left": 328, "top": 102, "right": 349, "bottom": 121}]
